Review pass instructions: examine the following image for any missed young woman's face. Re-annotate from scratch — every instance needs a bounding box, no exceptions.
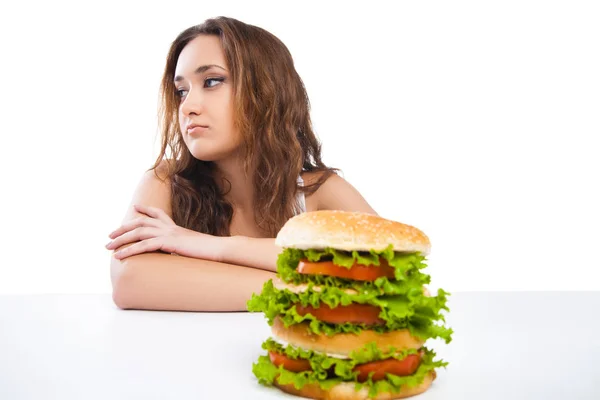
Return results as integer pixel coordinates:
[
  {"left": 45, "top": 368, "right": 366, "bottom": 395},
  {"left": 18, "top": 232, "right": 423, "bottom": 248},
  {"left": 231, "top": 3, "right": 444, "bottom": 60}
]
[{"left": 174, "top": 35, "right": 241, "bottom": 162}]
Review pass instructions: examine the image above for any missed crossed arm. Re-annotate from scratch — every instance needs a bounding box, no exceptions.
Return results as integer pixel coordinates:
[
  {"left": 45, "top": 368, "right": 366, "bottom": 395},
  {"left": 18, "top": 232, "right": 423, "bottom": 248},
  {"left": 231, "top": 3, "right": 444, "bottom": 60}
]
[{"left": 109, "top": 169, "right": 376, "bottom": 312}]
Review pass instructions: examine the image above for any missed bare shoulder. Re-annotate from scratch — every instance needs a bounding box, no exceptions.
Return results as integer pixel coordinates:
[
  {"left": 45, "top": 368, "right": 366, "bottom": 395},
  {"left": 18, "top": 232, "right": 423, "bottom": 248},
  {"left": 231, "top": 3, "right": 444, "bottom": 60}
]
[
  {"left": 301, "top": 170, "right": 377, "bottom": 215},
  {"left": 110, "top": 159, "right": 174, "bottom": 290},
  {"left": 121, "top": 159, "right": 173, "bottom": 222}
]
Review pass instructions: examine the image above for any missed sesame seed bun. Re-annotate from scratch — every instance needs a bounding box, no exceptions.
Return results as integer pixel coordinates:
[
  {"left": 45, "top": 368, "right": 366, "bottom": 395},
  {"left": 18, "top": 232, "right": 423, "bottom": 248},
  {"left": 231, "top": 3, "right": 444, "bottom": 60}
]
[{"left": 275, "top": 210, "right": 431, "bottom": 255}]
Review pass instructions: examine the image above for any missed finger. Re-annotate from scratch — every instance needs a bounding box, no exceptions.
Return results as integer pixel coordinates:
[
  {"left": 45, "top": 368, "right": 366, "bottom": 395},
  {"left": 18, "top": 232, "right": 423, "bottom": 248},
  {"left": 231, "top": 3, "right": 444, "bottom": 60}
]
[
  {"left": 106, "top": 227, "right": 161, "bottom": 250},
  {"left": 113, "top": 238, "right": 163, "bottom": 260},
  {"left": 134, "top": 204, "right": 173, "bottom": 224},
  {"left": 108, "top": 216, "right": 161, "bottom": 239}
]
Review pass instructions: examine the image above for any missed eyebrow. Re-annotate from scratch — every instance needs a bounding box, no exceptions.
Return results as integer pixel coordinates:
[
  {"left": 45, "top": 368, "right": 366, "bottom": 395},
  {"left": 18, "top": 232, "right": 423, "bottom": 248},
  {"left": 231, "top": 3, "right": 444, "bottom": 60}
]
[{"left": 174, "top": 64, "right": 226, "bottom": 83}]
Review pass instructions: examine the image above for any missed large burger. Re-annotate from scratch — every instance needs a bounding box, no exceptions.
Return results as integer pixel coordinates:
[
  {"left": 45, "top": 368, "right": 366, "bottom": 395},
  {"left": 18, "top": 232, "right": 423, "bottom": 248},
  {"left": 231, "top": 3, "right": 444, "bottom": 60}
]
[{"left": 248, "top": 210, "right": 452, "bottom": 399}]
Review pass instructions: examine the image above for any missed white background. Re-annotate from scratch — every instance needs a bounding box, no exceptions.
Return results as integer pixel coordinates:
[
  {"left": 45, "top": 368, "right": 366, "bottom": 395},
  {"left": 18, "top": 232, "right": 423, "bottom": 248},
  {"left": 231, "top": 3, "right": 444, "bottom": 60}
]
[{"left": 0, "top": 0, "right": 598, "bottom": 294}]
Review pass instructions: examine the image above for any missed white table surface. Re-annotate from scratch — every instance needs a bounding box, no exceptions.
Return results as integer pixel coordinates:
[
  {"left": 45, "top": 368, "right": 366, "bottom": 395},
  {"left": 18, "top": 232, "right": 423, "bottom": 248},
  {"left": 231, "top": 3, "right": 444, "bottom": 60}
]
[{"left": 1, "top": 292, "right": 599, "bottom": 400}]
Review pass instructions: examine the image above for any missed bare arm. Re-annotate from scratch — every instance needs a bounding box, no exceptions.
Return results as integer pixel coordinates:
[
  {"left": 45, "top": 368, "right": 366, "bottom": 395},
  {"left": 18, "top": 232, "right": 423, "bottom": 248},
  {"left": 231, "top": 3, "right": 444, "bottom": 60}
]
[
  {"left": 112, "top": 251, "right": 274, "bottom": 311},
  {"left": 110, "top": 162, "right": 273, "bottom": 311},
  {"left": 207, "top": 172, "right": 378, "bottom": 272},
  {"left": 220, "top": 236, "right": 281, "bottom": 272},
  {"left": 109, "top": 166, "right": 376, "bottom": 311}
]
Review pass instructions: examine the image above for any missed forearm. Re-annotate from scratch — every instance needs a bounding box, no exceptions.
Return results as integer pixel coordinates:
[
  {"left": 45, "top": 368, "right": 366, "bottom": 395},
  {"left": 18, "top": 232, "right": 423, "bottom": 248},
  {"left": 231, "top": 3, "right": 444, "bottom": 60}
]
[
  {"left": 111, "top": 251, "right": 274, "bottom": 312},
  {"left": 220, "top": 236, "right": 282, "bottom": 272}
]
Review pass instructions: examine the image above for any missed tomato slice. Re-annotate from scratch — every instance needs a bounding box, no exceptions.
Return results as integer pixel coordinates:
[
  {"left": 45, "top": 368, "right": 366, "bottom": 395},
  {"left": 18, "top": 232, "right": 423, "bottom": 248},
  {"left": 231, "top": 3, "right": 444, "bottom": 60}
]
[
  {"left": 295, "top": 303, "right": 385, "bottom": 325},
  {"left": 297, "top": 258, "right": 396, "bottom": 281},
  {"left": 269, "top": 351, "right": 312, "bottom": 372},
  {"left": 353, "top": 353, "right": 422, "bottom": 382},
  {"left": 269, "top": 349, "right": 421, "bottom": 382},
  {"left": 269, "top": 349, "right": 421, "bottom": 381}
]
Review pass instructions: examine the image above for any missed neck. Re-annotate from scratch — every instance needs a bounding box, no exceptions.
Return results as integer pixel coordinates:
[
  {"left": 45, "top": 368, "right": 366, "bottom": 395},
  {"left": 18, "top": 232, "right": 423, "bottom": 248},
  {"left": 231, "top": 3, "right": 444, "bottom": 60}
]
[{"left": 213, "top": 157, "right": 254, "bottom": 211}]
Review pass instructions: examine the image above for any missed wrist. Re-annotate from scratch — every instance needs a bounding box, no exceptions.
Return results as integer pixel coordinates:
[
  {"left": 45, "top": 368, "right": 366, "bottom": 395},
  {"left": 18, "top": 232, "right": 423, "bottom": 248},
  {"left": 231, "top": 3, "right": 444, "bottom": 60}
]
[{"left": 218, "top": 235, "right": 246, "bottom": 264}]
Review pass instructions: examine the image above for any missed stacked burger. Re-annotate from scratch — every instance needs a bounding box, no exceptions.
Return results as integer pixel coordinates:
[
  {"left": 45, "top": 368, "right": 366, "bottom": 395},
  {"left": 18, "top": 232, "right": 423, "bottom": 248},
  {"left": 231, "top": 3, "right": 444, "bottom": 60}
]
[{"left": 248, "top": 210, "right": 452, "bottom": 399}]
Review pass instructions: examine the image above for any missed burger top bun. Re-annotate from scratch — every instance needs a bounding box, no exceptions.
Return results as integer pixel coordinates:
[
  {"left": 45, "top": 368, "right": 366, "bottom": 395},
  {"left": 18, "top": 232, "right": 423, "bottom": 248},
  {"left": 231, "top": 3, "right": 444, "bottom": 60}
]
[{"left": 275, "top": 210, "right": 431, "bottom": 255}]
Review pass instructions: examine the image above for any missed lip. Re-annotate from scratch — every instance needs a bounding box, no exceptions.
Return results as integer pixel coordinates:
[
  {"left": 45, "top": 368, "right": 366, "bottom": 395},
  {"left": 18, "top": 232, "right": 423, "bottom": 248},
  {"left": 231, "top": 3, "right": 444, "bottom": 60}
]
[{"left": 187, "top": 124, "right": 209, "bottom": 134}]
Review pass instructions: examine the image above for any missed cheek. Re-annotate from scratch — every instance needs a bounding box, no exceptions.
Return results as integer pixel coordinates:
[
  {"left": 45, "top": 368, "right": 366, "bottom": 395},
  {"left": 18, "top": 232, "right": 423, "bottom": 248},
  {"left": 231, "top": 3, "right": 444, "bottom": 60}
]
[
  {"left": 178, "top": 111, "right": 185, "bottom": 131},
  {"left": 177, "top": 114, "right": 190, "bottom": 146},
  {"left": 221, "top": 99, "right": 239, "bottom": 139}
]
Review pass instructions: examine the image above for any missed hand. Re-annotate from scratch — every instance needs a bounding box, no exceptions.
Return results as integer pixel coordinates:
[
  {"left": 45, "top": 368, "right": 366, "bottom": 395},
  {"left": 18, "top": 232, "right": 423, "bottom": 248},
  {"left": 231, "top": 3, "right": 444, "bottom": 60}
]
[{"left": 106, "top": 204, "right": 225, "bottom": 261}]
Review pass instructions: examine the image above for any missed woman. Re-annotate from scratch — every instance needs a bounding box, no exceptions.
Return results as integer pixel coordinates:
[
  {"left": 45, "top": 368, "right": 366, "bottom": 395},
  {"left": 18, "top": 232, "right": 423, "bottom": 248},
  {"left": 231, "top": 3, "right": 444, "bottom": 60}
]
[{"left": 107, "top": 16, "right": 376, "bottom": 312}]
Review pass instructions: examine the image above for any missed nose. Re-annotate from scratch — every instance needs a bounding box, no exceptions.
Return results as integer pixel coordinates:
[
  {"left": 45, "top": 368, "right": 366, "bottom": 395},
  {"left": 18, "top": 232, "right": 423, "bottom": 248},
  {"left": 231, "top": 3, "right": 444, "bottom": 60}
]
[{"left": 180, "top": 86, "right": 204, "bottom": 116}]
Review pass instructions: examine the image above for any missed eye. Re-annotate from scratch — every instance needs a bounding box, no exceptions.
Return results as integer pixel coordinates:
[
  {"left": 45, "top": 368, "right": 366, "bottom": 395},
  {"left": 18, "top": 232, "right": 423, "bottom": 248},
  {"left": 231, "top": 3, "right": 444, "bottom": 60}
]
[
  {"left": 175, "top": 88, "right": 188, "bottom": 98},
  {"left": 205, "top": 77, "right": 225, "bottom": 88}
]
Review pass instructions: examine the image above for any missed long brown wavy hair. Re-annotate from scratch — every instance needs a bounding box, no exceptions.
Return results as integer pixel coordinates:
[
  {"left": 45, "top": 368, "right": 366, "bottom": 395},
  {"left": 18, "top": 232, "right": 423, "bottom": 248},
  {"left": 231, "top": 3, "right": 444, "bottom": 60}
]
[{"left": 152, "top": 16, "right": 338, "bottom": 237}]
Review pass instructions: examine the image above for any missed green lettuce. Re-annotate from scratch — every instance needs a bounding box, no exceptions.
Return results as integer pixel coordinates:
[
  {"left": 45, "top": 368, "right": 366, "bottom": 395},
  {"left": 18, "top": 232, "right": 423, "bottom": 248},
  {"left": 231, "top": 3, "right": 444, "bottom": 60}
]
[
  {"left": 247, "top": 280, "right": 453, "bottom": 343},
  {"left": 263, "top": 338, "right": 421, "bottom": 379},
  {"left": 253, "top": 340, "right": 447, "bottom": 398},
  {"left": 277, "top": 246, "right": 431, "bottom": 292}
]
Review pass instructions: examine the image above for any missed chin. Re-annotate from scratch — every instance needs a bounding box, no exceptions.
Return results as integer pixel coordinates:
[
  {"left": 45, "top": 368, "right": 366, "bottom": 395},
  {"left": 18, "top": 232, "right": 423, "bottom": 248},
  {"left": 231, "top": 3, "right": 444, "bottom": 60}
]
[{"left": 186, "top": 141, "right": 238, "bottom": 163}]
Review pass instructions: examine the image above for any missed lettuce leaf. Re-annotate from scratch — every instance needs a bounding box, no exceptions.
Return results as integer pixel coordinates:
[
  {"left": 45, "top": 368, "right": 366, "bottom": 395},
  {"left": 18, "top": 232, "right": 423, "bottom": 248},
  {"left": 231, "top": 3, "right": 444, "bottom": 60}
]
[
  {"left": 277, "top": 246, "right": 431, "bottom": 291},
  {"left": 247, "top": 280, "right": 453, "bottom": 343},
  {"left": 263, "top": 338, "right": 421, "bottom": 379},
  {"left": 252, "top": 343, "right": 448, "bottom": 398},
  {"left": 297, "top": 245, "right": 422, "bottom": 269}
]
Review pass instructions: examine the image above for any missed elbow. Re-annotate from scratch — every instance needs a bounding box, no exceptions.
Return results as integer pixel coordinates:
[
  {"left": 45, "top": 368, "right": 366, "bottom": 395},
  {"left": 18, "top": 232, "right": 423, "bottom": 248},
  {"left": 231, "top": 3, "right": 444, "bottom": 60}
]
[
  {"left": 112, "top": 283, "right": 131, "bottom": 310},
  {"left": 110, "top": 255, "right": 137, "bottom": 310},
  {"left": 112, "top": 291, "right": 129, "bottom": 310}
]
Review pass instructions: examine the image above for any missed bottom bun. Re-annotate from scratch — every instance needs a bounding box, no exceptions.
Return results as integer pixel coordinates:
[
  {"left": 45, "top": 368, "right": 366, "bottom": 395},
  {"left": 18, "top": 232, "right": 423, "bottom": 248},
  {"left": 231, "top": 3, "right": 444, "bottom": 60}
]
[{"left": 274, "top": 370, "right": 435, "bottom": 400}]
